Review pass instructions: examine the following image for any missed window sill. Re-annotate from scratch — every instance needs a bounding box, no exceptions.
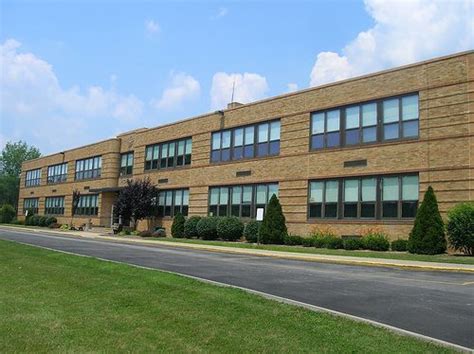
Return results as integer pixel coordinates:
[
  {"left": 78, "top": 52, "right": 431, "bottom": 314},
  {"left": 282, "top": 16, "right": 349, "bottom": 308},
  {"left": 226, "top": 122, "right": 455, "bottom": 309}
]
[
  {"left": 307, "top": 218, "right": 414, "bottom": 225},
  {"left": 143, "top": 164, "right": 192, "bottom": 173},
  {"left": 309, "top": 137, "right": 419, "bottom": 154},
  {"left": 209, "top": 153, "right": 280, "bottom": 166}
]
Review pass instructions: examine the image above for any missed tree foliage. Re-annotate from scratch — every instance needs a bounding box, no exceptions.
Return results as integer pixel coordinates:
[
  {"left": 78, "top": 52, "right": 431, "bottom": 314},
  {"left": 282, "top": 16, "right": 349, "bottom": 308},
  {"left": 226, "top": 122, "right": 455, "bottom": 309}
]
[
  {"left": 259, "top": 194, "right": 287, "bottom": 244},
  {"left": 408, "top": 186, "right": 446, "bottom": 254},
  {"left": 446, "top": 202, "right": 474, "bottom": 255},
  {"left": 114, "top": 178, "right": 159, "bottom": 229},
  {"left": 171, "top": 213, "right": 186, "bottom": 238},
  {"left": 0, "top": 141, "right": 41, "bottom": 177},
  {"left": 0, "top": 175, "right": 20, "bottom": 208}
]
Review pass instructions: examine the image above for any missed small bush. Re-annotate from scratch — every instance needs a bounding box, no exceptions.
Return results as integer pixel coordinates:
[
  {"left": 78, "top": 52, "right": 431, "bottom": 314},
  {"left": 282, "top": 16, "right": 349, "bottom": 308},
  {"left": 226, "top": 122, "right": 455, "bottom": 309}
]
[
  {"left": 48, "top": 223, "right": 61, "bottom": 229},
  {"left": 196, "top": 217, "right": 219, "bottom": 240},
  {"left": 326, "top": 237, "right": 344, "bottom": 249},
  {"left": 139, "top": 230, "right": 153, "bottom": 237},
  {"left": 171, "top": 213, "right": 186, "bottom": 238},
  {"left": 446, "top": 202, "right": 474, "bottom": 255},
  {"left": 217, "top": 217, "right": 244, "bottom": 241},
  {"left": 259, "top": 195, "right": 287, "bottom": 244},
  {"left": 30, "top": 215, "right": 41, "bottom": 226},
  {"left": 391, "top": 239, "right": 408, "bottom": 252},
  {"left": 152, "top": 229, "right": 166, "bottom": 238},
  {"left": 0, "top": 204, "right": 16, "bottom": 223},
  {"left": 243, "top": 221, "right": 260, "bottom": 243},
  {"left": 184, "top": 216, "right": 201, "bottom": 238},
  {"left": 60, "top": 224, "right": 69, "bottom": 230},
  {"left": 362, "top": 232, "right": 390, "bottom": 251},
  {"left": 284, "top": 235, "right": 305, "bottom": 246},
  {"left": 38, "top": 216, "right": 48, "bottom": 227},
  {"left": 130, "top": 230, "right": 139, "bottom": 236},
  {"left": 45, "top": 216, "right": 57, "bottom": 226},
  {"left": 10, "top": 218, "right": 24, "bottom": 225},
  {"left": 343, "top": 238, "right": 363, "bottom": 250}
]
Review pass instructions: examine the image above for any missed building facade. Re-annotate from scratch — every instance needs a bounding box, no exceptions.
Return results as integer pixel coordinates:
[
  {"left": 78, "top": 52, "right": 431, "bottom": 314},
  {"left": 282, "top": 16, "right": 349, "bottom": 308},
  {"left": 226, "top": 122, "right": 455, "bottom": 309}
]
[{"left": 17, "top": 51, "right": 474, "bottom": 240}]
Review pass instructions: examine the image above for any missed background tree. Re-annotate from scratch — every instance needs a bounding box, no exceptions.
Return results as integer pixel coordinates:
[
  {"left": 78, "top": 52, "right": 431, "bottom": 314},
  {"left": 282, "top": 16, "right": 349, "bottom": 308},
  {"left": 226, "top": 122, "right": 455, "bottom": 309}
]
[
  {"left": 114, "top": 178, "right": 159, "bottom": 230},
  {"left": 408, "top": 186, "right": 446, "bottom": 254},
  {"left": 259, "top": 194, "right": 287, "bottom": 244},
  {"left": 0, "top": 141, "right": 41, "bottom": 209}
]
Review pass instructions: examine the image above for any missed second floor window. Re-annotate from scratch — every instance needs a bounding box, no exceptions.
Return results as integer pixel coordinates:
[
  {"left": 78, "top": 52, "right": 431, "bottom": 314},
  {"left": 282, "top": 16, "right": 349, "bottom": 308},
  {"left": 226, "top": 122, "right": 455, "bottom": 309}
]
[
  {"left": 311, "top": 93, "right": 419, "bottom": 150},
  {"left": 145, "top": 138, "right": 192, "bottom": 171},
  {"left": 75, "top": 194, "right": 99, "bottom": 215},
  {"left": 23, "top": 198, "right": 39, "bottom": 215},
  {"left": 45, "top": 196, "right": 65, "bottom": 215},
  {"left": 120, "top": 152, "right": 134, "bottom": 176},
  {"left": 211, "top": 120, "right": 280, "bottom": 163},
  {"left": 47, "top": 163, "right": 68, "bottom": 184},
  {"left": 75, "top": 156, "right": 101, "bottom": 180},
  {"left": 25, "top": 169, "right": 41, "bottom": 187}
]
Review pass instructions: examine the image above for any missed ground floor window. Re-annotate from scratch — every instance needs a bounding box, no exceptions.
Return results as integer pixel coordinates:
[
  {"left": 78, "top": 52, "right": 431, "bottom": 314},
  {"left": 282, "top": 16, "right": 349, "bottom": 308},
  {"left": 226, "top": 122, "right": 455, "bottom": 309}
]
[
  {"left": 309, "top": 174, "right": 418, "bottom": 220},
  {"left": 75, "top": 194, "right": 99, "bottom": 216},
  {"left": 45, "top": 196, "right": 65, "bottom": 215},
  {"left": 23, "top": 198, "right": 39, "bottom": 215},
  {"left": 157, "top": 189, "right": 189, "bottom": 217},
  {"left": 208, "top": 183, "right": 278, "bottom": 218}
]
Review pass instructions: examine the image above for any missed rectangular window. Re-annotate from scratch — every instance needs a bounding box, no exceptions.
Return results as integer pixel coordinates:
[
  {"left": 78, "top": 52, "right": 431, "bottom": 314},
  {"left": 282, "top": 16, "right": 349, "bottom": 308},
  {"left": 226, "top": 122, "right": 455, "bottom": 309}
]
[
  {"left": 23, "top": 198, "right": 39, "bottom": 214},
  {"left": 208, "top": 183, "right": 278, "bottom": 218},
  {"left": 47, "top": 163, "right": 68, "bottom": 184},
  {"left": 75, "top": 156, "right": 101, "bottom": 180},
  {"left": 74, "top": 194, "right": 99, "bottom": 216},
  {"left": 120, "top": 152, "right": 134, "bottom": 176},
  {"left": 309, "top": 174, "right": 419, "bottom": 220},
  {"left": 45, "top": 196, "right": 65, "bottom": 215},
  {"left": 25, "top": 168, "right": 41, "bottom": 187},
  {"left": 157, "top": 189, "right": 189, "bottom": 217},
  {"left": 211, "top": 120, "right": 280, "bottom": 163},
  {"left": 311, "top": 93, "right": 418, "bottom": 150},
  {"left": 145, "top": 137, "right": 192, "bottom": 171}
]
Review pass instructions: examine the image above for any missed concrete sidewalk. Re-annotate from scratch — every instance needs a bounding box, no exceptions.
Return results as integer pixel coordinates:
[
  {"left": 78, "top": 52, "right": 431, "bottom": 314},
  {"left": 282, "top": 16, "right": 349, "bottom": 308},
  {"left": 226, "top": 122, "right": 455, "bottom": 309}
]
[{"left": 1, "top": 225, "right": 473, "bottom": 273}]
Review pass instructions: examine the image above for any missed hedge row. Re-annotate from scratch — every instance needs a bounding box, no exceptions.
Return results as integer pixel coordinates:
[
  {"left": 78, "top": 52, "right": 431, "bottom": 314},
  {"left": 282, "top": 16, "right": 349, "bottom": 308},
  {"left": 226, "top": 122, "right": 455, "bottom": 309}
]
[{"left": 25, "top": 215, "right": 58, "bottom": 227}]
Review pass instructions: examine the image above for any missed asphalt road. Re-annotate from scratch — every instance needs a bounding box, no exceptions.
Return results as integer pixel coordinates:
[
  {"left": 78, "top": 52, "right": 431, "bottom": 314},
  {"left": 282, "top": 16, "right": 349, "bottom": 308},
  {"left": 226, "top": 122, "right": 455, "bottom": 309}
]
[{"left": 1, "top": 229, "right": 473, "bottom": 349}]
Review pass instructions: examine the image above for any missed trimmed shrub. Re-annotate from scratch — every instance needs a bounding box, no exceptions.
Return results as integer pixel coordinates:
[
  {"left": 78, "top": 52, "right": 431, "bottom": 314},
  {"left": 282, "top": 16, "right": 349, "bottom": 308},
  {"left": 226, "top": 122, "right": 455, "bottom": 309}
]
[
  {"left": 131, "top": 230, "right": 140, "bottom": 236},
  {"left": 60, "top": 224, "right": 69, "bottom": 230},
  {"left": 408, "top": 186, "right": 446, "bottom": 255},
  {"left": 171, "top": 213, "right": 186, "bottom": 238},
  {"left": 363, "top": 232, "right": 390, "bottom": 251},
  {"left": 446, "top": 202, "right": 474, "bottom": 255},
  {"left": 343, "top": 238, "right": 363, "bottom": 250},
  {"left": 196, "top": 217, "right": 219, "bottom": 240},
  {"left": 139, "top": 230, "right": 153, "bottom": 237},
  {"left": 45, "top": 216, "right": 57, "bottom": 226},
  {"left": 152, "top": 229, "right": 166, "bottom": 238},
  {"left": 217, "top": 217, "right": 244, "bottom": 241},
  {"left": 259, "top": 195, "right": 287, "bottom": 244},
  {"left": 244, "top": 221, "right": 260, "bottom": 243},
  {"left": 38, "top": 216, "right": 49, "bottom": 227},
  {"left": 326, "top": 237, "right": 344, "bottom": 249},
  {"left": 10, "top": 218, "right": 24, "bottom": 225},
  {"left": 284, "top": 235, "right": 305, "bottom": 246},
  {"left": 184, "top": 216, "right": 201, "bottom": 238},
  {"left": 0, "top": 204, "right": 16, "bottom": 223},
  {"left": 391, "top": 239, "right": 408, "bottom": 252},
  {"left": 29, "top": 215, "right": 41, "bottom": 226}
]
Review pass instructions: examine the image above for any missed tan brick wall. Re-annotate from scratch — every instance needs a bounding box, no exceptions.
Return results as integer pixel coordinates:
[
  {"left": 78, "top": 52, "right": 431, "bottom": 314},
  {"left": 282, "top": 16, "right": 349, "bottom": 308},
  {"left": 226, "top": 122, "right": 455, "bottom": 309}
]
[{"left": 18, "top": 51, "right": 474, "bottom": 239}]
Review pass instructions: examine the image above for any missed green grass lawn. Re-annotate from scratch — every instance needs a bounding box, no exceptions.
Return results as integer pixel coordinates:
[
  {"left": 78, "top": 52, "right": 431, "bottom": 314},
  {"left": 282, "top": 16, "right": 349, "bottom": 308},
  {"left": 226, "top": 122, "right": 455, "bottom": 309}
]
[
  {"left": 140, "top": 237, "right": 474, "bottom": 265},
  {"left": 0, "top": 240, "right": 453, "bottom": 353}
]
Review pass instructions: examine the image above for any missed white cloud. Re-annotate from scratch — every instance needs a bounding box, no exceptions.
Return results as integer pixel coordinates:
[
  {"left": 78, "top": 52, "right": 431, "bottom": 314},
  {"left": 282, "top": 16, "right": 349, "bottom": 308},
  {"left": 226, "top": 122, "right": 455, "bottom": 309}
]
[
  {"left": 287, "top": 83, "right": 298, "bottom": 93},
  {"left": 151, "top": 72, "right": 200, "bottom": 110},
  {"left": 310, "top": 0, "right": 474, "bottom": 86},
  {"left": 210, "top": 72, "right": 269, "bottom": 110},
  {"left": 145, "top": 19, "right": 160, "bottom": 35},
  {"left": 0, "top": 39, "right": 144, "bottom": 153},
  {"left": 212, "top": 7, "right": 228, "bottom": 19}
]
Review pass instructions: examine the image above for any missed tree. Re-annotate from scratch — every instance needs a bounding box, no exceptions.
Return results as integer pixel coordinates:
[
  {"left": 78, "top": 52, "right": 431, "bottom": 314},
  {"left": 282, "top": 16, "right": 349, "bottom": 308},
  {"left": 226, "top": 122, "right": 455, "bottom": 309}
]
[
  {"left": 0, "top": 141, "right": 41, "bottom": 177},
  {"left": 408, "top": 186, "right": 446, "bottom": 254},
  {"left": 171, "top": 213, "right": 186, "bottom": 238},
  {"left": 114, "top": 178, "right": 159, "bottom": 230},
  {"left": 69, "top": 189, "right": 81, "bottom": 226},
  {"left": 446, "top": 202, "right": 474, "bottom": 255},
  {"left": 259, "top": 194, "right": 287, "bottom": 244},
  {"left": 0, "top": 141, "right": 41, "bottom": 210}
]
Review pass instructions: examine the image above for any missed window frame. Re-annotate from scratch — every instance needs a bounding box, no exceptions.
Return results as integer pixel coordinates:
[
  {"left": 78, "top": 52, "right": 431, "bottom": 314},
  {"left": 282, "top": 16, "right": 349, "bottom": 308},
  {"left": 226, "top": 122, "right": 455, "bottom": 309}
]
[
  {"left": 47, "top": 163, "right": 68, "bottom": 184},
  {"left": 144, "top": 137, "right": 192, "bottom": 172},
  {"left": 23, "top": 198, "right": 39, "bottom": 215},
  {"left": 310, "top": 93, "right": 419, "bottom": 151},
  {"left": 74, "top": 194, "right": 99, "bottom": 216},
  {"left": 208, "top": 183, "right": 279, "bottom": 218},
  {"left": 308, "top": 174, "right": 419, "bottom": 221},
  {"left": 210, "top": 119, "right": 280, "bottom": 164},
  {"left": 25, "top": 168, "right": 42, "bottom": 187},
  {"left": 120, "top": 151, "right": 134, "bottom": 176},
  {"left": 45, "top": 196, "right": 65, "bottom": 215},
  {"left": 75, "top": 156, "right": 102, "bottom": 181},
  {"left": 157, "top": 189, "right": 189, "bottom": 217}
]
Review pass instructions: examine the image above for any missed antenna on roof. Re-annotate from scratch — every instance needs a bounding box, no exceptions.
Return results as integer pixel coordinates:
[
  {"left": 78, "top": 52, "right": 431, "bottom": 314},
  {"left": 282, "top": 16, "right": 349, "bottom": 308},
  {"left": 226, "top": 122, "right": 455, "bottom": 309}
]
[{"left": 231, "top": 78, "right": 236, "bottom": 103}]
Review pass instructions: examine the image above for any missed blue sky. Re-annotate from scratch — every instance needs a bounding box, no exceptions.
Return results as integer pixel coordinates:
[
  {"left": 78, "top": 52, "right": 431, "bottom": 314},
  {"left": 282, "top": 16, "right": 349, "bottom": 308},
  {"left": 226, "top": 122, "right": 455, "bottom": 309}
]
[{"left": 1, "top": 0, "right": 472, "bottom": 154}]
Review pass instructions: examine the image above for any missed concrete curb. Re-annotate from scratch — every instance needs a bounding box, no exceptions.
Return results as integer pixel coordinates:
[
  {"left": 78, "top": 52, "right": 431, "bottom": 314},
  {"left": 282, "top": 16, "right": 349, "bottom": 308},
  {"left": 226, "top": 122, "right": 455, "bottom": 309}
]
[{"left": 1, "top": 225, "right": 474, "bottom": 273}]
